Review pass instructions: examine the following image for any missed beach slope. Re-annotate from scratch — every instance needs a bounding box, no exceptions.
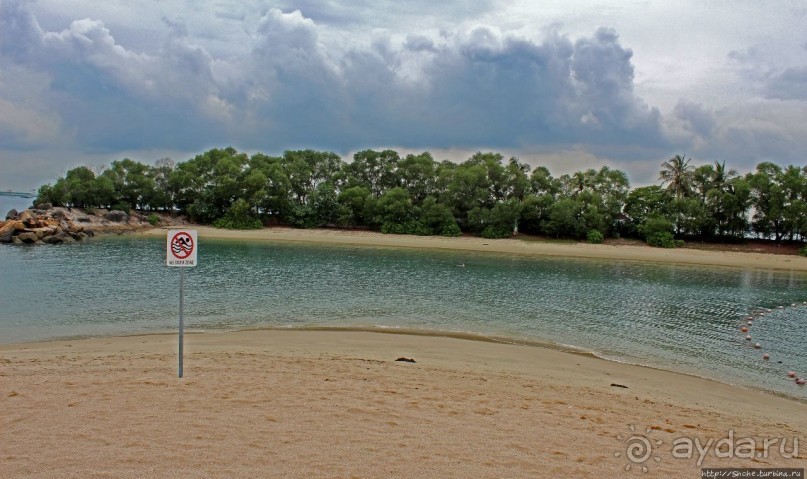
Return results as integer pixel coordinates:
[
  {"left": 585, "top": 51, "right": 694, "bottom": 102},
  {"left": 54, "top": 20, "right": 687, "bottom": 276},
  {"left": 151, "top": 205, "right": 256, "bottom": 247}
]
[{"left": 2, "top": 330, "right": 804, "bottom": 478}]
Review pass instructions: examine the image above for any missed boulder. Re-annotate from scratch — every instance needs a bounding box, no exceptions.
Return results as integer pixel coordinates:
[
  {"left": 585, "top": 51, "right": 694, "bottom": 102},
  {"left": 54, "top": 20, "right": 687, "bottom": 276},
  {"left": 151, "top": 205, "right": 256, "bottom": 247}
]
[
  {"left": 0, "top": 221, "right": 22, "bottom": 242},
  {"left": 17, "top": 231, "right": 38, "bottom": 243},
  {"left": 31, "top": 227, "right": 55, "bottom": 240},
  {"left": 18, "top": 210, "right": 33, "bottom": 222},
  {"left": 51, "top": 209, "right": 66, "bottom": 219},
  {"left": 11, "top": 236, "right": 23, "bottom": 245},
  {"left": 5, "top": 208, "right": 18, "bottom": 220},
  {"left": 35, "top": 203, "right": 53, "bottom": 210},
  {"left": 105, "top": 210, "right": 129, "bottom": 222},
  {"left": 76, "top": 216, "right": 91, "bottom": 223},
  {"left": 42, "top": 235, "right": 62, "bottom": 244}
]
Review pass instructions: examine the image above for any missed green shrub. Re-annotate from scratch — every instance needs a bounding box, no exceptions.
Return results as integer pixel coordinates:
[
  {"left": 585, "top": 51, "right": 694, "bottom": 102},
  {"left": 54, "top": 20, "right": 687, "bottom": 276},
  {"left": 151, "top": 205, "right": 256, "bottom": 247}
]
[
  {"left": 674, "top": 239, "right": 685, "bottom": 248},
  {"left": 638, "top": 216, "right": 673, "bottom": 239},
  {"left": 439, "top": 222, "right": 462, "bottom": 237},
  {"left": 799, "top": 245, "right": 807, "bottom": 257},
  {"left": 85, "top": 207, "right": 98, "bottom": 216},
  {"left": 147, "top": 214, "right": 160, "bottom": 226},
  {"left": 213, "top": 199, "right": 263, "bottom": 230},
  {"left": 587, "top": 230, "right": 604, "bottom": 244},
  {"left": 110, "top": 203, "right": 130, "bottom": 213},
  {"left": 213, "top": 217, "right": 263, "bottom": 230},
  {"left": 481, "top": 225, "right": 511, "bottom": 239},
  {"left": 647, "top": 231, "right": 676, "bottom": 248}
]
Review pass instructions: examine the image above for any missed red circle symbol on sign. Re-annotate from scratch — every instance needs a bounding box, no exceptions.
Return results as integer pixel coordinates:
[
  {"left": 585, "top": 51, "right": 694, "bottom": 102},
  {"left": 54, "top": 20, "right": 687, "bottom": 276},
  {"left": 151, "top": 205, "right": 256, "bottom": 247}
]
[{"left": 171, "top": 232, "right": 194, "bottom": 259}]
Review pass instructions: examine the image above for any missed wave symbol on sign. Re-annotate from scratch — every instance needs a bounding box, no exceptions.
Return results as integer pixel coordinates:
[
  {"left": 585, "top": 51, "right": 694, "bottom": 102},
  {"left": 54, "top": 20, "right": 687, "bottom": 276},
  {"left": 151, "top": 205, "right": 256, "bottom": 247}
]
[{"left": 172, "top": 236, "right": 193, "bottom": 258}]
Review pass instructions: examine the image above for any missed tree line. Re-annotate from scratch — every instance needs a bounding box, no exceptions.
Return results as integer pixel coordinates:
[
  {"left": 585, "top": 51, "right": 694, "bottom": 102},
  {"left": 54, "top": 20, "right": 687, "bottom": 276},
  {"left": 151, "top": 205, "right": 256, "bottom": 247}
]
[{"left": 34, "top": 148, "right": 807, "bottom": 247}]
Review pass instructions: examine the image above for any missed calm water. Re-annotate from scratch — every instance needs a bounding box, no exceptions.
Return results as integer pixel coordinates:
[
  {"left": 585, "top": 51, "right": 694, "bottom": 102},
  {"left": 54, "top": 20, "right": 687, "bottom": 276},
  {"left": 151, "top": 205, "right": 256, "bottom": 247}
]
[
  {"left": 1, "top": 234, "right": 806, "bottom": 399},
  {"left": 0, "top": 195, "right": 34, "bottom": 217}
]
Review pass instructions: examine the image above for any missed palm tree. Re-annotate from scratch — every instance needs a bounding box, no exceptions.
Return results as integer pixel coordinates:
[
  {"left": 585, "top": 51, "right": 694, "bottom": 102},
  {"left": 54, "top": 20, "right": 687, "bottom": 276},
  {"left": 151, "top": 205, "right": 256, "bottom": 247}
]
[
  {"left": 659, "top": 154, "right": 694, "bottom": 200},
  {"left": 711, "top": 160, "right": 738, "bottom": 193}
]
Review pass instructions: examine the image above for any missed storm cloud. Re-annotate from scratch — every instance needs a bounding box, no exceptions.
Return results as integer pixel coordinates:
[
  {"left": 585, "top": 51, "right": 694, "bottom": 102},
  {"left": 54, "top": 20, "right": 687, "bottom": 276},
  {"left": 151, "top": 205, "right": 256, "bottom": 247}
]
[{"left": 0, "top": 0, "right": 805, "bottom": 189}]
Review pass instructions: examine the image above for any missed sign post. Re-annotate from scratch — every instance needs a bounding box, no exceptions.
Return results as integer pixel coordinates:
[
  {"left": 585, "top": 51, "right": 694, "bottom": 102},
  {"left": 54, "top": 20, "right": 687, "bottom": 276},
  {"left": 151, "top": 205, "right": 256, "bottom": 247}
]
[{"left": 167, "top": 229, "right": 198, "bottom": 378}]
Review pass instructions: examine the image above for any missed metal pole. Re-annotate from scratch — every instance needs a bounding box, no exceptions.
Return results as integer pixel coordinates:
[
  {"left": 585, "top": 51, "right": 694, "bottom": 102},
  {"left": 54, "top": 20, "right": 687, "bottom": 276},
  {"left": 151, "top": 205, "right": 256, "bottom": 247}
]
[{"left": 179, "top": 266, "right": 185, "bottom": 378}]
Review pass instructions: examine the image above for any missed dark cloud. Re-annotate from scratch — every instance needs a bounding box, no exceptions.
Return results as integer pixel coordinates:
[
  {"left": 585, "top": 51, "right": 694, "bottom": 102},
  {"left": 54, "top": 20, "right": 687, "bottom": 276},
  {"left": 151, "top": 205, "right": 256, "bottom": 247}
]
[{"left": 2, "top": 0, "right": 802, "bottom": 190}]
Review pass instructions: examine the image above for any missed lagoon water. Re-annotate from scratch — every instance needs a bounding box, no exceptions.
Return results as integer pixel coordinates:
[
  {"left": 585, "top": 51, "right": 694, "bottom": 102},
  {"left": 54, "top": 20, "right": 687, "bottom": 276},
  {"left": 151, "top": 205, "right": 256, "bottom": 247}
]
[{"left": 1, "top": 231, "right": 806, "bottom": 399}]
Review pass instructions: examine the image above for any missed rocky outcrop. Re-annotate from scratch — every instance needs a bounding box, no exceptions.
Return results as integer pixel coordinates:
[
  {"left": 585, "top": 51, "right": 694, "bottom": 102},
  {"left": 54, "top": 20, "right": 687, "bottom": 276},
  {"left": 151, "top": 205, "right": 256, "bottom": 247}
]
[
  {"left": 0, "top": 207, "right": 149, "bottom": 245},
  {"left": 105, "top": 210, "right": 129, "bottom": 222}
]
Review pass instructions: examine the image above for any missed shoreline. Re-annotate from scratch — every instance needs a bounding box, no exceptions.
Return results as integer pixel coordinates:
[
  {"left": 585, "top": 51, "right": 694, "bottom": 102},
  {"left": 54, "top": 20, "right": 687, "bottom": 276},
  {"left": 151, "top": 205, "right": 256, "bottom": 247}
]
[
  {"left": 3, "top": 329, "right": 804, "bottom": 478},
  {"left": 7, "top": 324, "right": 805, "bottom": 404},
  {"left": 139, "top": 226, "right": 807, "bottom": 272}
]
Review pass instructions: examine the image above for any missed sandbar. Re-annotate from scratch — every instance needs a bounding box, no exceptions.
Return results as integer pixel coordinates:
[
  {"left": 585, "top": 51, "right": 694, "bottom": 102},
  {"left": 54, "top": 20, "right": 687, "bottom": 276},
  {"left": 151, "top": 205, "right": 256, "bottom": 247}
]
[
  {"left": 2, "top": 330, "right": 804, "bottom": 478},
  {"left": 140, "top": 226, "right": 807, "bottom": 272}
]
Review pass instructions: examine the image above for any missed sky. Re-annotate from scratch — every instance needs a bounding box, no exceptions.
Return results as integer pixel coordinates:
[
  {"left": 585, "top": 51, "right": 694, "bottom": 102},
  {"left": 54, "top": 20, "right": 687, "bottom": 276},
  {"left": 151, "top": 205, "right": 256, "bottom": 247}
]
[{"left": 1, "top": 0, "right": 805, "bottom": 191}]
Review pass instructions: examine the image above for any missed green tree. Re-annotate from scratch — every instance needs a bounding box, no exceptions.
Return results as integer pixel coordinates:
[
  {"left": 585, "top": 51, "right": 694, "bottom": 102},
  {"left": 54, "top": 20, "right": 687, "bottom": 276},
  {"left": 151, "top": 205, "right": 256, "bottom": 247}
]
[
  {"left": 346, "top": 149, "right": 400, "bottom": 198},
  {"left": 659, "top": 154, "right": 693, "bottom": 200},
  {"left": 375, "top": 187, "right": 415, "bottom": 232},
  {"left": 397, "top": 152, "right": 437, "bottom": 203},
  {"left": 102, "top": 159, "right": 155, "bottom": 210},
  {"left": 337, "top": 186, "right": 372, "bottom": 227},
  {"left": 623, "top": 185, "right": 672, "bottom": 237}
]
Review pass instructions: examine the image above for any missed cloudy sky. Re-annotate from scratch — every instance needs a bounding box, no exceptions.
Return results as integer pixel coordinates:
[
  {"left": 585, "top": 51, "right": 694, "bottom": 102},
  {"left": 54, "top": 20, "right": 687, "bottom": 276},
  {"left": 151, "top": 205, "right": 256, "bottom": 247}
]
[{"left": 1, "top": 0, "right": 805, "bottom": 191}]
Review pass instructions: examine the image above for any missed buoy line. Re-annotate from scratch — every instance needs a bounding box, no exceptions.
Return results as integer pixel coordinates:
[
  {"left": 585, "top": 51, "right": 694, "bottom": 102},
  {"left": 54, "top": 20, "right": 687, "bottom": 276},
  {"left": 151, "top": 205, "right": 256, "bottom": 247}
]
[{"left": 738, "top": 303, "right": 806, "bottom": 389}]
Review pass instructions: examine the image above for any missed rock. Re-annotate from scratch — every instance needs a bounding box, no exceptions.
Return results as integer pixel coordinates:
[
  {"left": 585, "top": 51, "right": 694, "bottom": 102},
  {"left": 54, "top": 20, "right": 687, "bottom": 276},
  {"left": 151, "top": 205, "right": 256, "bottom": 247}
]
[
  {"left": 18, "top": 210, "right": 33, "bottom": 222},
  {"left": 105, "top": 210, "right": 129, "bottom": 222},
  {"left": 42, "top": 235, "right": 62, "bottom": 244},
  {"left": 17, "top": 232, "right": 38, "bottom": 243},
  {"left": 5, "top": 208, "right": 18, "bottom": 220},
  {"left": 24, "top": 227, "right": 53, "bottom": 240},
  {"left": 0, "top": 222, "right": 17, "bottom": 242},
  {"left": 76, "top": 216, "right": 91, "bottom": 223},
  {"left": 84, "top": 229, "right": 95, "bottom": 237},
  {"left": 395, "top": 357, "right": 416, "bottom": 363},
  {"left": 35, "top": 203, "right": 53, "bottom": 210},
  {"left": 11, "top": 236, "right": 23, "bottom": 245},
  {"left": 51, "top": 209, "right": 66, "bottom": 219},
  {"left": 34, "top": 240, "right": 45, "bottom": 245}
]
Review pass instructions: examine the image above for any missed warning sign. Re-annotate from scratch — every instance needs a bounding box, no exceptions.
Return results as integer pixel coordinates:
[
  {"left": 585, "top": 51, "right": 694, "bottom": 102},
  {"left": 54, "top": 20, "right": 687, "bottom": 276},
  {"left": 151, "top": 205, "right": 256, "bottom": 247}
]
[{"left": 167, "top": 229, "right": 198, "bottom": 267}]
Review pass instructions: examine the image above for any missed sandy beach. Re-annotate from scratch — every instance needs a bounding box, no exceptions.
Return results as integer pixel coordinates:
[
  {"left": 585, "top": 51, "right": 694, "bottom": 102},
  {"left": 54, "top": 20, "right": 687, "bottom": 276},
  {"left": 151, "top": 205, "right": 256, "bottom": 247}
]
[
  {"left": 142, "top": 226, "right": 807, "bottom": 272},
  {"left": 2, "top": 330, "right": 804, "bottom": 478}
]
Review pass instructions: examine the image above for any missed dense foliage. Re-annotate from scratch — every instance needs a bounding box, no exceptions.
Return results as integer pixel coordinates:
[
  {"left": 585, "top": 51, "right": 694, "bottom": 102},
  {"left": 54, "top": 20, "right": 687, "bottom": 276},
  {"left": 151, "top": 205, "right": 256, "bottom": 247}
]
[{"left": 34, "top": 148, "right": 807, "bottom": 246}]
